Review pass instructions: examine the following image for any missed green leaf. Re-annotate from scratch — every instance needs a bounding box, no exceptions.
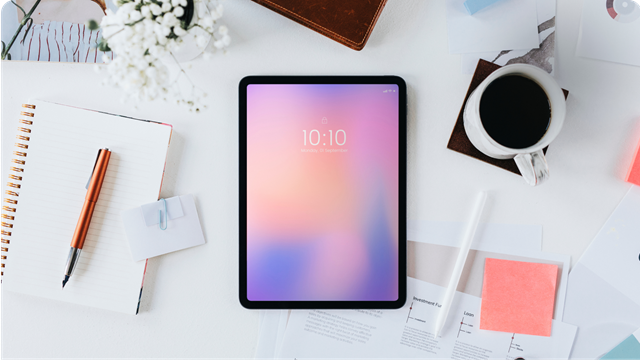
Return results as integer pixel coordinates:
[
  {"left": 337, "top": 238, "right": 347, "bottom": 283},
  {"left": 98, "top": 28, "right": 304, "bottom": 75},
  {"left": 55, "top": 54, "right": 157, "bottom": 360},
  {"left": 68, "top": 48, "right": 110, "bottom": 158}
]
[
  {"left": 2, "top": 41, "right": 5, "bottom": 55},
  {"left": 98, "top": 41, "right": 111, "bottom": 52},
  {"left": 7, "top": 53, "right": 11, "bottom": 60},
  {"left": 87, "top": 19, "right": 100, "bottom": 31},
  {"left": 11, "top": 0, "right": 26, "bottom": 18}
]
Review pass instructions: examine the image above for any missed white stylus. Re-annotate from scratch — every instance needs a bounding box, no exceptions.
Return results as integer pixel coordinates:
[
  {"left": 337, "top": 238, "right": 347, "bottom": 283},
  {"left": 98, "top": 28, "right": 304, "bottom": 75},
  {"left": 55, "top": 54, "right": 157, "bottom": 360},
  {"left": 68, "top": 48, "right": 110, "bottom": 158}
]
[{"left": 433, "top": 191, "right": 488, "bottom": 338}]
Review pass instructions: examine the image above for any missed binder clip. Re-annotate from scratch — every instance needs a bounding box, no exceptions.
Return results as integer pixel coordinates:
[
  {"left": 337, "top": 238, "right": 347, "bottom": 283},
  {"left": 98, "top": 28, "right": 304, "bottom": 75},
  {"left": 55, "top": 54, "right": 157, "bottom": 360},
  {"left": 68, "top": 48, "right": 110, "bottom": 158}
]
[{"left": 159, "top": 198, "right": 167, "bottom": 230}]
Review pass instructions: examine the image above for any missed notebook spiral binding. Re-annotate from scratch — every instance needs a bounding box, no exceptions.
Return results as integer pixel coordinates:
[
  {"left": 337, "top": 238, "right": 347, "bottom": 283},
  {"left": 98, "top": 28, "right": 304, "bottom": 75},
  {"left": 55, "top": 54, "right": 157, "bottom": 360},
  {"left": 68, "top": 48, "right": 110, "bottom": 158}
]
[{"left": 2, "top": 104, "right": 35, "bottom": 276}]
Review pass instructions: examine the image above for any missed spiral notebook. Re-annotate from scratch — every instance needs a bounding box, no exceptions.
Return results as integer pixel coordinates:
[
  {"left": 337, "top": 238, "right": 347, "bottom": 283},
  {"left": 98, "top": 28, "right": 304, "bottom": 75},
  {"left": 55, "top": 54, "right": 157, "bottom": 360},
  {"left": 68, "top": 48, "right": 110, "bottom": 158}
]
[{"left": 1, "top": 100, "right": 172, "bottom": 315}]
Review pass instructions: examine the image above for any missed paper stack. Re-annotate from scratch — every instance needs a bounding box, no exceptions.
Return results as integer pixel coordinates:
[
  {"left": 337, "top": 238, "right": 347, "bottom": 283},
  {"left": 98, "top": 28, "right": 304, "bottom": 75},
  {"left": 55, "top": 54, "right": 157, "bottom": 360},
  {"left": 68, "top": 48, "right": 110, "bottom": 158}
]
[{"left": 445, "top": 0, "right": 557, "bottom": 75}]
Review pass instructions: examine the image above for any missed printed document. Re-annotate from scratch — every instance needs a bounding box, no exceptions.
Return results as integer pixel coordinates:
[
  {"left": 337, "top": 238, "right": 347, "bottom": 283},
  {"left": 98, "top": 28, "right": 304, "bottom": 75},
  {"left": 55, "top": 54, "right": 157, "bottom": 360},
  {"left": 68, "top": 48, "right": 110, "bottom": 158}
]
[{"left": 278, "top": 277, "right": 577, "bottom": 359}]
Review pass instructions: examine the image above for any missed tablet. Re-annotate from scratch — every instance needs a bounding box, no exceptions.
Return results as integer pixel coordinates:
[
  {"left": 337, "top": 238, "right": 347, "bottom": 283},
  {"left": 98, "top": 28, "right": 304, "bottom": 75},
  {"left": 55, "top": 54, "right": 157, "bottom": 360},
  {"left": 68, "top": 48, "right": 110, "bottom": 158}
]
[{"left": 239, "top": 76, "right": 406, "bottom": 309}]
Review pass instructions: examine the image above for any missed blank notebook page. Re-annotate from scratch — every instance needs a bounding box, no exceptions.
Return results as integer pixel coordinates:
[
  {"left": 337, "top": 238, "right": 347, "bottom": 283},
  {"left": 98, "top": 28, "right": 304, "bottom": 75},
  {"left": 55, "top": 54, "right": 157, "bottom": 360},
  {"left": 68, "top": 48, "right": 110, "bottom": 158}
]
[{"left": 3, "top": 100, "right": 172, "bottom": 314}]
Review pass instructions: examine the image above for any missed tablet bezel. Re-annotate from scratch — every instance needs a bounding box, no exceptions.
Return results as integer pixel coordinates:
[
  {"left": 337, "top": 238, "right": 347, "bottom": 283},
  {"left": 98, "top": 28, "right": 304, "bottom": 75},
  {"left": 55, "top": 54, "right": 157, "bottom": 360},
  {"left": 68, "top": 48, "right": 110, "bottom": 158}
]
[{"left": 239, "top": 76, "right": 407, "bottom": 309}]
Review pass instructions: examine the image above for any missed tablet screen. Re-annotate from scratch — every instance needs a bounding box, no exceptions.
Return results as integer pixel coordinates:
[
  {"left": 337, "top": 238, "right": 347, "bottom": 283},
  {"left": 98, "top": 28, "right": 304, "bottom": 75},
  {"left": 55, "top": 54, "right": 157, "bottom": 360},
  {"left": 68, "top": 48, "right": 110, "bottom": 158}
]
[{"left": 241, "top": 77, "right": 406, "bottom": 308}]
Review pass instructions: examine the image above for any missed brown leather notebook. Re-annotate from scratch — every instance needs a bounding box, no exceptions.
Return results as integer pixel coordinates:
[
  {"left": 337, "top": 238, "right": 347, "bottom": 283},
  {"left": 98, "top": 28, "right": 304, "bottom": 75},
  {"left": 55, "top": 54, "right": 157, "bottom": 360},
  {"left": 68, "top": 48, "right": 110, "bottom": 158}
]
[{"left": 252, "top": 0, "right": 388, "bottom": 51}]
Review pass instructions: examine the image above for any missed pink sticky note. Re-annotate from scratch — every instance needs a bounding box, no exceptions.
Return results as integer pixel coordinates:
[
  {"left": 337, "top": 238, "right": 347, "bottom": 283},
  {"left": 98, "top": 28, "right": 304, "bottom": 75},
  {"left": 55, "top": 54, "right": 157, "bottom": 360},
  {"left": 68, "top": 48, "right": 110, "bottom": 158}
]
[
  {"left": 480, "top": 258, "right": 558, "bottom": 337},
  {"left": 626, "top": 139, "right": 640, "bottom": 186}
]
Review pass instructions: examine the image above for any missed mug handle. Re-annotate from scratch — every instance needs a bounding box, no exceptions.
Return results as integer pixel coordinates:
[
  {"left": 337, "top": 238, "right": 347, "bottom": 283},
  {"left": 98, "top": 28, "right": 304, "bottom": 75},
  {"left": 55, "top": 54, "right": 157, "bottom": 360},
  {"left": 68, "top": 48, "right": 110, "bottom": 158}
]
[{"left": 514, "top": 150, "right": 549, "bottom": 186}]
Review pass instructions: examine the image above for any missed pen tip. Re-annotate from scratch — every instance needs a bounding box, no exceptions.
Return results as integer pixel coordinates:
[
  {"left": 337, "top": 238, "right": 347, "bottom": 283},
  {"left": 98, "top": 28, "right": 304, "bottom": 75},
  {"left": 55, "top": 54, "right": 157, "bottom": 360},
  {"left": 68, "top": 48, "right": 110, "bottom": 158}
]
[{"left": 62, "top": 275, "right": 69, "bottom": 289}]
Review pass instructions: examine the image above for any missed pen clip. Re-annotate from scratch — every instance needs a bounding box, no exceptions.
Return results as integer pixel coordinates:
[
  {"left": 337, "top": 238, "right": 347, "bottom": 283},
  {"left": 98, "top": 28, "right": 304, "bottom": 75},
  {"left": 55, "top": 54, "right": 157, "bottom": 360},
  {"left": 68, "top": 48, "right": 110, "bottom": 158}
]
[
  {"left": 159, "top": 198, "right": 167, "bottom": 230},
  {"left": 86, "top": 148, "right": 108, "bottom": 189}
]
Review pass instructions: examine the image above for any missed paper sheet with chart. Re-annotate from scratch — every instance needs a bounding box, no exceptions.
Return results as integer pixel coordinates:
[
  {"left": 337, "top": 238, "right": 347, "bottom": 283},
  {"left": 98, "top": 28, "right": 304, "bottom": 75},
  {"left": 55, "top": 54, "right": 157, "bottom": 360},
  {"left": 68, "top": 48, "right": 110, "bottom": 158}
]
[
  {"left": 576, "top": 0, "right": 640, "bottom": 67},
  {"left": 254, "top": 222, "right": 577, "bottom": 359},
  {"left": 277, "top": 277, "right": 576, "bottom": 359},
  {"left": 276, "top": 221, "right": 576, "bottom": 359},
  {"left": 255, "top": 222, "right": 546, "bottom": 358}
]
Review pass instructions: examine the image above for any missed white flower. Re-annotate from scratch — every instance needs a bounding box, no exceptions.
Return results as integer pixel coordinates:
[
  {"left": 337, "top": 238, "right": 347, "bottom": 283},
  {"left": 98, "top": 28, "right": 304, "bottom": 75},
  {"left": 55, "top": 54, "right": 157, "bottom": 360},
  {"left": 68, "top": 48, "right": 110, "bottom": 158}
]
[
  {"left": 213, "top": 39, "right": 224, "bottom": 49},
  {"left": 173, "top": 26, "right": 187, "bottom": 37},
  {"left": 121, "top": 3, "right": 136, "bottom": 14},
  {"left": 153, "top": 22, "right": 164, "bottom": 35},
  {"left": 163, "top": 13, "right": 178, "bottom": 26},
  {"left": 209, "top": 8, "right": 221, "bottom": 20},
  {"left": 197, "top": 1, "right": 207, "bottom": 16},
  {"left": 150, "top": 3, "right": 162, "bottom": 15},
  {"left": 200, "top": 15, "right": 213, "bottom": 28},
  {"left": 131, "top": 33, "right": 143, "bottom": 45},
  {"left": 141, "top": 6, "right": 151, "bottom": 18},
  {"left": 167, "top": 41, "right": 179, "bottom": 51},
  {"left": 99, "top": 0, "right": 230, "bottom": 112},
  {"left": 143, "top": 18, "right": 155, "bottom": 31},
  {"left": 124, "top": 26, "right": 134, "bottom": 38},
  {"left": 130, "top": 10, "right": 142, "bottom": 21},
  {"left": 173, "top": 6, "right": 184, "bottom": 17},
  {"left": 134, "top": 22, "right": 145, "bottom": 33},
  {"left": 135, "top": 59, "right": 149, "bottom": 70},
  {"left": 196, "top": 35, "right": 209, "bottom": 48},
  {"left": 148, "top": 45, "right": 164, "bottom": 57}
]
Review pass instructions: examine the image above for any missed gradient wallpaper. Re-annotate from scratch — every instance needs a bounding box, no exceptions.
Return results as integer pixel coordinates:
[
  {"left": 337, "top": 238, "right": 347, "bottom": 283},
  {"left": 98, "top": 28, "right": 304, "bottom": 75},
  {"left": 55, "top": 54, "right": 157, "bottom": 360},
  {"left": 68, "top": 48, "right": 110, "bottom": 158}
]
[{"left": 246, "top": 84, "right": 399, "bottom": 301}]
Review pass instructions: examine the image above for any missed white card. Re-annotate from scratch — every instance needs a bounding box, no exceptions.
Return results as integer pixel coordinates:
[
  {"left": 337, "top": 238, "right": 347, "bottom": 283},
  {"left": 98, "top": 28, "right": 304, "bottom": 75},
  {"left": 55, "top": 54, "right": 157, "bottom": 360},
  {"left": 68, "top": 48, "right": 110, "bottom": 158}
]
[
  {"left": 576, "top": 0, "right": 640, "bottom": 67},
  {"left": 122, "top": 194, "right": 206, "bottom": 261},
  {"left": 446, "top": 0, "right": 539, "bottom": 54}
]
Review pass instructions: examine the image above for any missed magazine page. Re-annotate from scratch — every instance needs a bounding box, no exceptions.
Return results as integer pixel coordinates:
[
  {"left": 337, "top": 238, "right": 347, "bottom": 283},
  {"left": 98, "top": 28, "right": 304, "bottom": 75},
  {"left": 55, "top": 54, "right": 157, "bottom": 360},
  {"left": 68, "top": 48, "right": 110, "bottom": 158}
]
[{"left": 1, "top": 0, "right": 116, "bottom": 62}]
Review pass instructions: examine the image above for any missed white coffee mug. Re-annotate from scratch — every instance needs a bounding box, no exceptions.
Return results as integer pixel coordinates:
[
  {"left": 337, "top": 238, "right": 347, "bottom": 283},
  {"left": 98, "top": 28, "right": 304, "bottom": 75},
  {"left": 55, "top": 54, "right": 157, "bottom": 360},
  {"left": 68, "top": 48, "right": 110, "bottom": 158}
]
[{"left": 463, "top": 64, "right": 566, "bottom": 186}]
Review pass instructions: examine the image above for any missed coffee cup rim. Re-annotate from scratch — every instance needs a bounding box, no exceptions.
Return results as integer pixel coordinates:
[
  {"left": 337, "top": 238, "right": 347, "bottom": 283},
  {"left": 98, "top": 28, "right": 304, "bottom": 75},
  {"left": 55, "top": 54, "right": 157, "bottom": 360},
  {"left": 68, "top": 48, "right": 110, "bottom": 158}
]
[{"left": 472, "top": 64, "right": 567, "bottom": 154}]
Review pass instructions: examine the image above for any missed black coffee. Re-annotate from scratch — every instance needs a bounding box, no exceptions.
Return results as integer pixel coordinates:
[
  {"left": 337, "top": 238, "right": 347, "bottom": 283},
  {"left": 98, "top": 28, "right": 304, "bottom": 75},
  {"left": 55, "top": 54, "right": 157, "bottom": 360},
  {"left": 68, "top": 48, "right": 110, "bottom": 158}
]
[{"left": 479, "top": 75, "right": 551, "bottom": 149}]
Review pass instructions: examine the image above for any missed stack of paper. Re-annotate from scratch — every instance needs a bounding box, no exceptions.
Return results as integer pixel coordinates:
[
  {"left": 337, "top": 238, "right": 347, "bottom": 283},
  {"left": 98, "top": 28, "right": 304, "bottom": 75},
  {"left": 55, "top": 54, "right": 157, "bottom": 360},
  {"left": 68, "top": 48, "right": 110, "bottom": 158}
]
[
  {"left": 254, "top": 222, "right": 579, "bottom": 359},
  {"left": 563, "top": 187, "right": 640, "bottom": 358},
  {"left": 446, "top": 0, "right": 558, "bottom": 75}
]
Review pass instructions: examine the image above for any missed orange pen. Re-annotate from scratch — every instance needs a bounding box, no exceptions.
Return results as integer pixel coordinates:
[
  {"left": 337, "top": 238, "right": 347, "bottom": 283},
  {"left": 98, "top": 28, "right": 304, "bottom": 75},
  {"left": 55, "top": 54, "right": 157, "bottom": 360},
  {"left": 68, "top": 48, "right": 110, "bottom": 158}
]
[{"left": 62, "top": 148, "right": 111, "bottom": 288}]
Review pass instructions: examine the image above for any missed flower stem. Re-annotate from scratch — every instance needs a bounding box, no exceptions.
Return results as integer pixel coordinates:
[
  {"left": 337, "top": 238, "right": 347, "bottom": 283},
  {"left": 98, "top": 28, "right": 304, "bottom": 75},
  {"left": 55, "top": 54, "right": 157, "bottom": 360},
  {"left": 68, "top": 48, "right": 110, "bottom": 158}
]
[
  {"left": 2, "top": 0, "right": 42, "bottom": 60},
  {"left": 170, "top": 52, "right": 196, "bottom": 87}
]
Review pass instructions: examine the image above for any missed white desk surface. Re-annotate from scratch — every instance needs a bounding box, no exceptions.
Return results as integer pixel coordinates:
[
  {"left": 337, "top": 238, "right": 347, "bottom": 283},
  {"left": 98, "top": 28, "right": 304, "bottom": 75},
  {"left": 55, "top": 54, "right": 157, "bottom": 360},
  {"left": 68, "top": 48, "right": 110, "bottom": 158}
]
[{"left": 2, "top": 0, "right": 640, "bottom": 358}]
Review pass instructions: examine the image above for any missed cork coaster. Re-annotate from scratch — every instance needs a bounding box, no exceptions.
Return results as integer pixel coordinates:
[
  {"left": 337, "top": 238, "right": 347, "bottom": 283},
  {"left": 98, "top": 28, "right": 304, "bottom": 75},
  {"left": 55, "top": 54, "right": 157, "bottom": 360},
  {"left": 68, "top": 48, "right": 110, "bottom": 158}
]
[{"left": 446, "top": 59, "right": 569, "bottom": 175}]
